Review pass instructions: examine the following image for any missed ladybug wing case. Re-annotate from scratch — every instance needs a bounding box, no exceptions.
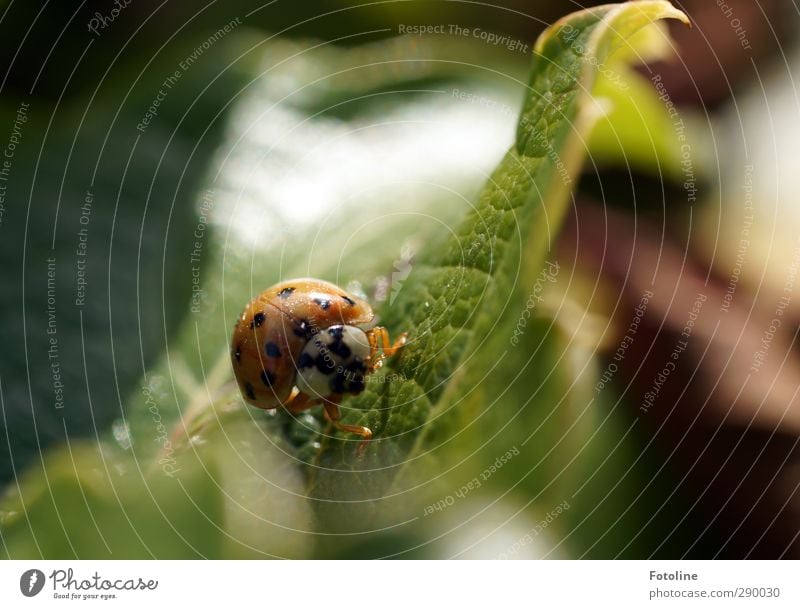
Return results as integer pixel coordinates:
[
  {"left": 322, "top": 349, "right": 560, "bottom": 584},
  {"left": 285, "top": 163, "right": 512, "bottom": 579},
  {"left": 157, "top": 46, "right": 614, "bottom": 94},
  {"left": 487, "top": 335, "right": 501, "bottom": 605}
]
[
  {"left": 231, "top": 303, "right": 306, "bottom": 409},
  {"left": 266, "top": 278, "right": 374, "bottom": 330}
]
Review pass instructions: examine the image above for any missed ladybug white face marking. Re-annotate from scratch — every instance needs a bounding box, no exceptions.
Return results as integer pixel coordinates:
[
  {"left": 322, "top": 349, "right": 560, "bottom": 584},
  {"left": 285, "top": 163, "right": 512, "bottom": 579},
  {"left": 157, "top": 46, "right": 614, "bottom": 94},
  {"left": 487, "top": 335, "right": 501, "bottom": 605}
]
[{"left": 295, "top": 325, "right": 371, "bottom": 398}]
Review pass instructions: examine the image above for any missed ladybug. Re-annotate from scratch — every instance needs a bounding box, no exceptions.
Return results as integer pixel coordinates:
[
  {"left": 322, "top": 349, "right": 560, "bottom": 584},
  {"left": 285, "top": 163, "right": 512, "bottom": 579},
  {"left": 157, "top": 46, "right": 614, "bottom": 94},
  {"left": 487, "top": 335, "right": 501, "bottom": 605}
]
[{"left": 231, "top": 278, "right": 407, "bottom": 446}]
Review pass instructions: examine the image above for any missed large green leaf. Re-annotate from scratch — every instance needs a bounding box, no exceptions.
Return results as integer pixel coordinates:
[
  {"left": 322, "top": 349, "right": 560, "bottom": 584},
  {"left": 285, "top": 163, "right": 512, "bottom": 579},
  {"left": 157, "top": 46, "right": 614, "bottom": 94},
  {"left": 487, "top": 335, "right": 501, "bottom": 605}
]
[{"left": 300, "top": 0, "right": 691, "bottom": 550}]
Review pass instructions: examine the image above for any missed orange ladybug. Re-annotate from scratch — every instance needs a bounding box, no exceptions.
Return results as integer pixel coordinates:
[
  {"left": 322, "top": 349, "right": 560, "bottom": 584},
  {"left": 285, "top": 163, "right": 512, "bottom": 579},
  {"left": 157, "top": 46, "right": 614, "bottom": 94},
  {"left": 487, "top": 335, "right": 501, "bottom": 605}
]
[{"left": 231, "top": 278, "right": 407, "bottom": 445}]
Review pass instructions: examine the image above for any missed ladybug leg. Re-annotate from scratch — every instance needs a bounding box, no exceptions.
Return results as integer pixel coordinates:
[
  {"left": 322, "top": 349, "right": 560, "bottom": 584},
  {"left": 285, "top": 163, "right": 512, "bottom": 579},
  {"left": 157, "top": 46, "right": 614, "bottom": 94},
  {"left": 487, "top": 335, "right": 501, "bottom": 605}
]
[
  {"left": 366, "top": 329, "right": 381, "bottom": 371},
  {"left": 374, "top": 326, "right": 408, "bottom": 357},
  {"left": 284, "top": 386, "right": 300, "bottom": 405},
  {"left": 283, "top": 388, "right": 318, "bottom": 415},
  {"left": 365, "top": 326, "right": 408, "bottom": 372},
  {"left": 323, "top": 397, "right": 372, "bottom": 454}
]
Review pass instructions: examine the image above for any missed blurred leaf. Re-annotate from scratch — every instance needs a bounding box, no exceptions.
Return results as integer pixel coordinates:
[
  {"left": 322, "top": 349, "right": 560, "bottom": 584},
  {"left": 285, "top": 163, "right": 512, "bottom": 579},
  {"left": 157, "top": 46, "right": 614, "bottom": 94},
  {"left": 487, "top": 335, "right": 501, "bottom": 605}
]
[
  {"left": 0, "top": 30, "right": 264, "bottom": 484},
  {"left": 0, "top": 442, "right": 223, "bottom": 559}
]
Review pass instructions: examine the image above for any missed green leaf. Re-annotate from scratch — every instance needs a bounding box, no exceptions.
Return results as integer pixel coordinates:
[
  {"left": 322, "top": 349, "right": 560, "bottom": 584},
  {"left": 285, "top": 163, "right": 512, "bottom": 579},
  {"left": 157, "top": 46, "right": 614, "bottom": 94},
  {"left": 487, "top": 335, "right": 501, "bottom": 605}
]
[
  {"left": 587, "top": 37, "right": 709, "bottom": 179},
  {"left": 0, "top": 442, "right": 224, "bottom": 559},
  {"left": 303, "top": 0, "right": 690, "bottom": 534}
]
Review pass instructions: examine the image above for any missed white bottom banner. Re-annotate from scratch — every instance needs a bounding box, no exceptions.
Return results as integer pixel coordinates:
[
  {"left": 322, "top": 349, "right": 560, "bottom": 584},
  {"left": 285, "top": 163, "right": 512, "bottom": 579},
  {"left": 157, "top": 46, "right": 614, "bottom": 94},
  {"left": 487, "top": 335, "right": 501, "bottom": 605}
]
[{"left": 0, "top": 560, "right": 796, "bottom": 608}]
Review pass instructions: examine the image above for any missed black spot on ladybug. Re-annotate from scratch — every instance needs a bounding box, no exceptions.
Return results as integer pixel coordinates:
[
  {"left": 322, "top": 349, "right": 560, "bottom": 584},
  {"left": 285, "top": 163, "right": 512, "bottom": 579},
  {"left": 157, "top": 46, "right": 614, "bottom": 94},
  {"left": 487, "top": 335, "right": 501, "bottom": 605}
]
[
  {"left": 297, "top": 352, "right": 314, "bottom": 369},
  {"left": 331, "top": 360, "right": 366, "bottom": 395},
  {"left": 261, "top": 370, "right": 276, "bottom": 387},
  {"left": 316, "top": 355, "right": 336, "bottom": 374},
  {"left": 253, "top": 312, "right": 266, "bottom": 327},
  {"left": 329, "top": 339, "right": 351, "bottom": 359},
  {"left": 245, "top": 382, "right": 256, "bottom": 400},
  {"left": 331, "top": 373, "right": 346, "bottom": 394},
  {"left": 234, "top": 344, "right": 242, "bottom": 362},
  {"left": 313, "top": 297, "right": 331, "bottom": 310},
  {"left": 278, "top": 286, "right": 295, "bottom": 299},
  {"left": 328, "top": 326, "right": 344, "bottom": 339},
  {"left": 294, "top": 319, "right": 313, "bottom": 338},
  {"left": 265, "top": 342, "right": 281, "bottom": 358},
  {"left": 345, "top": 358, "right": 367, "bottom": 375},
  {"left": 342, "top": 295, "right": 356, "bottom": 306}
]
